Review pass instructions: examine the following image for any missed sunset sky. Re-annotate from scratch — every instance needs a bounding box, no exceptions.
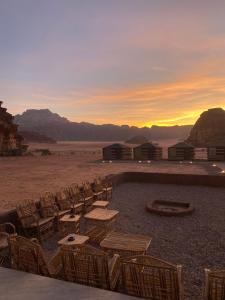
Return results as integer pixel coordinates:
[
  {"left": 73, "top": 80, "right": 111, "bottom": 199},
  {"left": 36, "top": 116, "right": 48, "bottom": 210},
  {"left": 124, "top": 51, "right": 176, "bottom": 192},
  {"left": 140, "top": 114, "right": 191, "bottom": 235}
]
[{"left": 1, "top": 0, "right": 225, "bottom": 127}]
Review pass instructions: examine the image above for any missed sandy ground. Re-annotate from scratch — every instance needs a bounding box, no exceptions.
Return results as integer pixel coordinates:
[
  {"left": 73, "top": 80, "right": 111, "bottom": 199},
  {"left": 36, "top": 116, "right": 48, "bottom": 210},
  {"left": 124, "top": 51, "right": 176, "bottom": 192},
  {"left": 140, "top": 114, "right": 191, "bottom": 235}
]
[
  {"left": 0, "top": 141, "right": 222, "bottom": 212},
  {"left": 110, "top": 183, "right": 225, "bottom": 300}
]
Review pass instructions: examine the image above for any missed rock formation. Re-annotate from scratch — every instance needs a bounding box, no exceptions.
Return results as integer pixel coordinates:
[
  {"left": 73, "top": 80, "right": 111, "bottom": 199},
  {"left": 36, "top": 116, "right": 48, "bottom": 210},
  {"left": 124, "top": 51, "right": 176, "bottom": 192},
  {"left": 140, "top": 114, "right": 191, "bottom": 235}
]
[
  {"left": 186, "top": 108, "right": 225, "bottom": 147},
  {"left": 0, "top": 101, "right": 24, "bottom": 155}
]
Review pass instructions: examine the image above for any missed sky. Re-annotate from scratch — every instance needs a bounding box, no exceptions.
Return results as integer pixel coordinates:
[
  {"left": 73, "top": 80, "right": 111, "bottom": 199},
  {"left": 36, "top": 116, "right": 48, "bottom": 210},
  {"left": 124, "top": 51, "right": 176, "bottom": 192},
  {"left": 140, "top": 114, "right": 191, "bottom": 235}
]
[{"left": 1, "top": 0, "right": 225, "bottom": 127}]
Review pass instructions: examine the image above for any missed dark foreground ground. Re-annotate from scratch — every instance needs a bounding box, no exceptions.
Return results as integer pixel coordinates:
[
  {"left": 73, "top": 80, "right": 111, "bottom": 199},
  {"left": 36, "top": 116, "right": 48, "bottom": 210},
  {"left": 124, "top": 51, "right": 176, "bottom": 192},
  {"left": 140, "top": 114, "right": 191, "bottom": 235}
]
[{"left": 110, "top": 183, "right": 225, "bottom": 300}]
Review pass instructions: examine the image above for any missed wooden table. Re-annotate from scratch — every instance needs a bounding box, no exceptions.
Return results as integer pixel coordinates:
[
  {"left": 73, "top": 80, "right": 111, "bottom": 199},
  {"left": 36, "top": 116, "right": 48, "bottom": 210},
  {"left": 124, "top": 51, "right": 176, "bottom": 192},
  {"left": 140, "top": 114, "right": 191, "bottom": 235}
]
[
  {"left": 59, "top": 214, "right": 80, "bottom": 236},
  {"left": 92, "top": 200, "right": 109, "bottom": 209},
  {"left": 100, "top": 231, "right": 152, "bottom": 257},
  {"left": 58, "top": 234, "right": 89, "bottom": 248},
  {"left": 84, "top": 208, "right": 119, "bottom": 227}
]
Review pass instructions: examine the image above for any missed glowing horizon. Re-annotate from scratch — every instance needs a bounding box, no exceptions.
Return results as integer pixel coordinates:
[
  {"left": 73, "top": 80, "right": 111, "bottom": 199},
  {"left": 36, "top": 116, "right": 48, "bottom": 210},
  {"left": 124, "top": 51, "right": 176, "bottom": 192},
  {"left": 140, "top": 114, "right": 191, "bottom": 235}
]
[{"left": 1, "top": 1, "right": 225, "bottom": 127}]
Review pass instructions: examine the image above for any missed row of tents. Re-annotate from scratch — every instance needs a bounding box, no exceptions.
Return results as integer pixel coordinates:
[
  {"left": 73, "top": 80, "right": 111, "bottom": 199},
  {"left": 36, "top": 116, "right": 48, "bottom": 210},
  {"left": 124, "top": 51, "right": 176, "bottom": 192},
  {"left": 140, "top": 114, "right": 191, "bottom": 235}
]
[{"left": 102, "top": 142, "right": 225, "bottom": 161}]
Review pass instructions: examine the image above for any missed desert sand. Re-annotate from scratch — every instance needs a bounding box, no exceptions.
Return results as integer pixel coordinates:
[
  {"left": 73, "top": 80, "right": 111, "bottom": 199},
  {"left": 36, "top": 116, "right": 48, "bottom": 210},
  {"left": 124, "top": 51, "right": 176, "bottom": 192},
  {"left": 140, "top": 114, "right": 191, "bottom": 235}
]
[{"left": 0, "top": 141, "right": 221, "bottom": 212}]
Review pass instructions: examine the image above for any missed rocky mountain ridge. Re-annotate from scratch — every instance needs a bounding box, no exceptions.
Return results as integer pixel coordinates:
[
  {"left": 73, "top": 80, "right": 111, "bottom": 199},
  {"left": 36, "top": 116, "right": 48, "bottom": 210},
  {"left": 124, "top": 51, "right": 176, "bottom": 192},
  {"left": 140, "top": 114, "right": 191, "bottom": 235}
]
[{"left": 14, "top": 109, "right": 192, "bottom": 141}]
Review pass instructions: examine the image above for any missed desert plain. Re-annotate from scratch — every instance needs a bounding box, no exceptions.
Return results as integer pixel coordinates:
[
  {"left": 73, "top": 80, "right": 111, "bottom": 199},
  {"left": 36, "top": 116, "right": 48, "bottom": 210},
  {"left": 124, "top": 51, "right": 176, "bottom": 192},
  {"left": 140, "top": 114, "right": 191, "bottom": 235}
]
[{"left": 0, "top": 140, "right": 223, "bottom": 213}]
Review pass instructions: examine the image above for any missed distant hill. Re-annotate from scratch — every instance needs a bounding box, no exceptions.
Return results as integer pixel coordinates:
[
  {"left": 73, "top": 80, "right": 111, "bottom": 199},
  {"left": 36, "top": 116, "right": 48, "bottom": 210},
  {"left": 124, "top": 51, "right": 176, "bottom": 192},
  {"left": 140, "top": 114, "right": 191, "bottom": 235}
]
[
  {"left": 125, "top": 135, "right": 148, "bottom": 144},
  {"left": 186, "top": 108, "right": 225, "bottom": 147},
  {"left": 19, "top": 131, "right": 56, "bottom": 144},
  {"left": 14, "top": 109, "right": 192, "bottom": 141}
]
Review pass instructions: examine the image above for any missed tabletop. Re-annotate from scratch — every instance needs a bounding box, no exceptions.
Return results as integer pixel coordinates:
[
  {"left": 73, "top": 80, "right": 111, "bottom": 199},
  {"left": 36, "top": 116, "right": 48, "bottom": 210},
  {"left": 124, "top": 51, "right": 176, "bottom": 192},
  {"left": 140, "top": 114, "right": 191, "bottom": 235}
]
[
  {"left": 84, "top": 208, "right": 119, "bottom": 221},
  {"left": 60, "top": 214, "right": 80, "bottom": 223},
  {"left": 92, "top": 200, "right": 109, "bottom": 207},
  {"left": 100, "top": 231, "right": 152, "bottom": 252},
  {"left": 58, "top": 234, "right": 89, "bottom": 246}
]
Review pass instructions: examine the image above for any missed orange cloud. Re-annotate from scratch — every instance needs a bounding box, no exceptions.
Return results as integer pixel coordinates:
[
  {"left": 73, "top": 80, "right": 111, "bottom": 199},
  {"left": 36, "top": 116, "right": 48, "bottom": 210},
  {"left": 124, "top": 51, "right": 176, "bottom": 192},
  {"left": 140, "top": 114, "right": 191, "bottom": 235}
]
[{"left": 64, "top": 72, "right": 225, "bottom": 126}]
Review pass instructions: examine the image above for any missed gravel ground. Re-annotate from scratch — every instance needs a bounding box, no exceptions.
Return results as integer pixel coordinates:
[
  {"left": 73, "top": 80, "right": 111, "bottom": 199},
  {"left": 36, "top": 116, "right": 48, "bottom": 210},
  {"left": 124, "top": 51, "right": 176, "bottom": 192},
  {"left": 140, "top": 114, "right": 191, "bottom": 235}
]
[{"left": 109, "top": 183, "right": 225, "bottom": 300}]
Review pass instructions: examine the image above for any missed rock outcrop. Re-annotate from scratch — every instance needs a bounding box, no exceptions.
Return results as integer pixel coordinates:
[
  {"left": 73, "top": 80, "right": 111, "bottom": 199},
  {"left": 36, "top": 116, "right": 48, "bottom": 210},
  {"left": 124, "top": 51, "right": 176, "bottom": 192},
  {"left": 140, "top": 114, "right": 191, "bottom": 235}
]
[
  {"left": 0, "top": 101, "right": 25, "bottom": 155},
  {"left": 186, "top": 108, "right": 225, "bottom": 147}
]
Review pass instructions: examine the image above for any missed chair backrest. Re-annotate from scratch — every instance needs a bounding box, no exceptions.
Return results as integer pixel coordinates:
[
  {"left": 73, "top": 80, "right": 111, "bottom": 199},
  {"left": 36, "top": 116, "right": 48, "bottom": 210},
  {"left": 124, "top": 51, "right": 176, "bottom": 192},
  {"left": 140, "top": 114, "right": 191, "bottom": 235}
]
[
  {"left": 16, "top": 200, "right": 40, "bottom": 228},
  {"left": 204, "top": 269, "right": 225, "bottom": 300},
  {"left": 8, "top": 235, "right": 50, "bottom": 276},
  {"left": 61, "top": 244, "right": 110, "bottom": 289},
  {"left": 81, "top": 182, "right": 93, "bottom": 198},
  {"left": 40, "top": 192, "right": 58, "bottom": 217},
  {"left": 92, "top": 178, "right": 103, "bottom": 193},
  {"left": 122, "top": 255, "right": 183, "bottom": 300},
  {"left": 69, "top": 184, "right": 82, "bottom": 203},
  {"left": 56, "top": 188, "right": 71, "bottom": 210}
]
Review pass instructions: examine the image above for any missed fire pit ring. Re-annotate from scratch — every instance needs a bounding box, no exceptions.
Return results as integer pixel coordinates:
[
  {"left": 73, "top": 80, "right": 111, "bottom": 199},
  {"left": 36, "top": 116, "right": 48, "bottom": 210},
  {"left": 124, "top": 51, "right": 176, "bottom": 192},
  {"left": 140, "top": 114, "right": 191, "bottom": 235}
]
[{"left": 146, "top": 200, "right": 194, "bottom": 216}]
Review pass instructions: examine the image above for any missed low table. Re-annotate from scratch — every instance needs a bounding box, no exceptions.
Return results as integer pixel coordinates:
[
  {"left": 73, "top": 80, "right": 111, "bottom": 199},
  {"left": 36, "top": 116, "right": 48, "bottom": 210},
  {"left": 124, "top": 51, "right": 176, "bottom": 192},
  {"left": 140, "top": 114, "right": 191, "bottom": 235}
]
[
  {"left": 59, "top": 214, "right": 80, "bottom": 236},
  {"left": 100, "top": 231, "right": 152, "bottom": 257},
  {"left": 58, "top": 234, "right": 89, "bottom": 248},
  {"left": 92, "top": 200, "right": 109, "bottom": 209},
  {"left": 84, "top": 208, "right": 119, "bottom": 227}
]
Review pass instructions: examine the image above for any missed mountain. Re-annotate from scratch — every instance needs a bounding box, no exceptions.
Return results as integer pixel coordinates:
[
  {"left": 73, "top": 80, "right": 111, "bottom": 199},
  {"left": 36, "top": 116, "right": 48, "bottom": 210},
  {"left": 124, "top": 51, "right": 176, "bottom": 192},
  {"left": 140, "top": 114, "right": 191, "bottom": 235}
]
[
  {"left": 14, "top": 109, "right": 192, "bottom": 141},
  {"left": 186, "top": 108, "right": 225, "bottom": 147},
  {"left": 125, "top": 135, "right": 149, "bottom": 144},
  {"left": 19, "top": 131, "right": 56, "bottom": 144}
]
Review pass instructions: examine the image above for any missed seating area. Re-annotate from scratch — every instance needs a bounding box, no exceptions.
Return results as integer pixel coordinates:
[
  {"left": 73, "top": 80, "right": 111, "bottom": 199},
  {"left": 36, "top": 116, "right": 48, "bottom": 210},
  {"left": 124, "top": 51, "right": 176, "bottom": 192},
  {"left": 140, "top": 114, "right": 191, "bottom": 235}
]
[{"left": 1, "top": 177, "right": 225, "bottom": 300}]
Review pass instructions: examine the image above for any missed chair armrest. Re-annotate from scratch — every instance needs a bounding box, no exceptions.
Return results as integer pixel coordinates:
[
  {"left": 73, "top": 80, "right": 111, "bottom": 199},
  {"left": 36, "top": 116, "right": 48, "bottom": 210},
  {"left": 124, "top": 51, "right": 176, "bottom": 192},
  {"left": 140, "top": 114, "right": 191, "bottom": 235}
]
[
  {"left": 30, "top": 238, "right": 39, "bottom": 244},
  {"left": 33, "top": 215, "right": 40, "bottom": 226},
  {"left": 48, "top": 250, "right": 62, "bottom": 277},
  {"left": 0, "top": 232, "right": 9, "bottom": 238},
  {"left": 109, "top": 254, "right": 121, "bottom": 290},
  {"left": 0, "top": 223, "right": 16, "bottom": 234}
]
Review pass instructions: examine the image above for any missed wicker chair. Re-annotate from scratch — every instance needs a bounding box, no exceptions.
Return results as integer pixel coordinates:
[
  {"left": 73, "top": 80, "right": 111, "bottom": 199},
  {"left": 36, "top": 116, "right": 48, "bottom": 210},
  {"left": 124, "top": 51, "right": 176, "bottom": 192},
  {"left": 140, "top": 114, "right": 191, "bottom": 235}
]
[
  {"left": 56, "top": 188, "right": 83, "bottom": 215},
  {"left": 204, "top": 268, "right": 225, "bottom": 300},
  {"left": 8, "top": 235, "right": 61, "bottom": 277},
  {"left": 122, "top": 255, "right": 183, "bottom": 299},
  {"left": 0, "top": 223, "right": 16, "bottom": 250},
  {"left": 0, "top": 223, "right": 17, "bottom": 266},
  {"left": 80, "top": 182, "right": 94, "bottom": 212},
  {"left": 91, "top": 178, "right": 105, "bottom": 200},
  {"left": 16, "top": 200, "right": 54, "bottom": 242},
  {"left": 68, "top": 184, "right": 84, "bottom": 214},
  {"left": 102, "top": 178, "right": 113, "bottom": 200},
  {"left": 85, "top": 226, "right": 113, "bottom": 245},
  {"left": 40, "top": 191, "right": 70, "bottom": 230},
  {"left": 61, "top": 244, "right": 121, "bottom": 290}
]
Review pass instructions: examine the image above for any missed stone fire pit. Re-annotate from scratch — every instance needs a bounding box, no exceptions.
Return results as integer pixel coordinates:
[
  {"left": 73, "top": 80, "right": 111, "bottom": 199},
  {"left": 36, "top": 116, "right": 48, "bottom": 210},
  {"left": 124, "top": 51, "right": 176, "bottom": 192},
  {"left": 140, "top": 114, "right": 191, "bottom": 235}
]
[{"left": 146, "top": 200, "right": 194, "bottom": 216}]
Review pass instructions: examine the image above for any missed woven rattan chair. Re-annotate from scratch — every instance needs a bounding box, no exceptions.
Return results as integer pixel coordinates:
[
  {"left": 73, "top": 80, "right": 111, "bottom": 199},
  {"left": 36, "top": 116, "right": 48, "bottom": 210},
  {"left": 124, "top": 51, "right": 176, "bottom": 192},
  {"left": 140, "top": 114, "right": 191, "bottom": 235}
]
[
  {"left": 80, "top": 183, "right": 94, "bottom": 212},
  {"left": 101, "top": 178, "right": 113, "bottom": 200},
  {"left": 61, "top": 244, "right": 120, "bottom": 290},
  {"left": 56, "top": 188, "right": 83, "bottom": 215},
  {"left": 0, "top": 223, "right": 16, "bottom": 250},
  {"left": 68, "top": 184, "right": 84, "bottom": 214},
  {"left": 204, "top": 268, "right": 225, "bottom": 300},
  {"left": 8, "top": 235, "right": 61, "bottom": 277},
  {"left": 85, "top": 226, "right": 113, "bottom": 245},
  {"left": 122, "top": 255, "right": 183, "bottom": 299},
  {"left": 40, "top": 191, "right": 70, "bottom": 230},
  {"left": 40, "top": 192, "right": 59, "bottom": 218},
  {"left": 0, "top": 223, "right": 17, "bottom": 266},
  {"left": 16, "top": 200, "right": 54, "bottom": 242},
  {"left": 91, "top": 178, "right": 105, "bottom": 200}
]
